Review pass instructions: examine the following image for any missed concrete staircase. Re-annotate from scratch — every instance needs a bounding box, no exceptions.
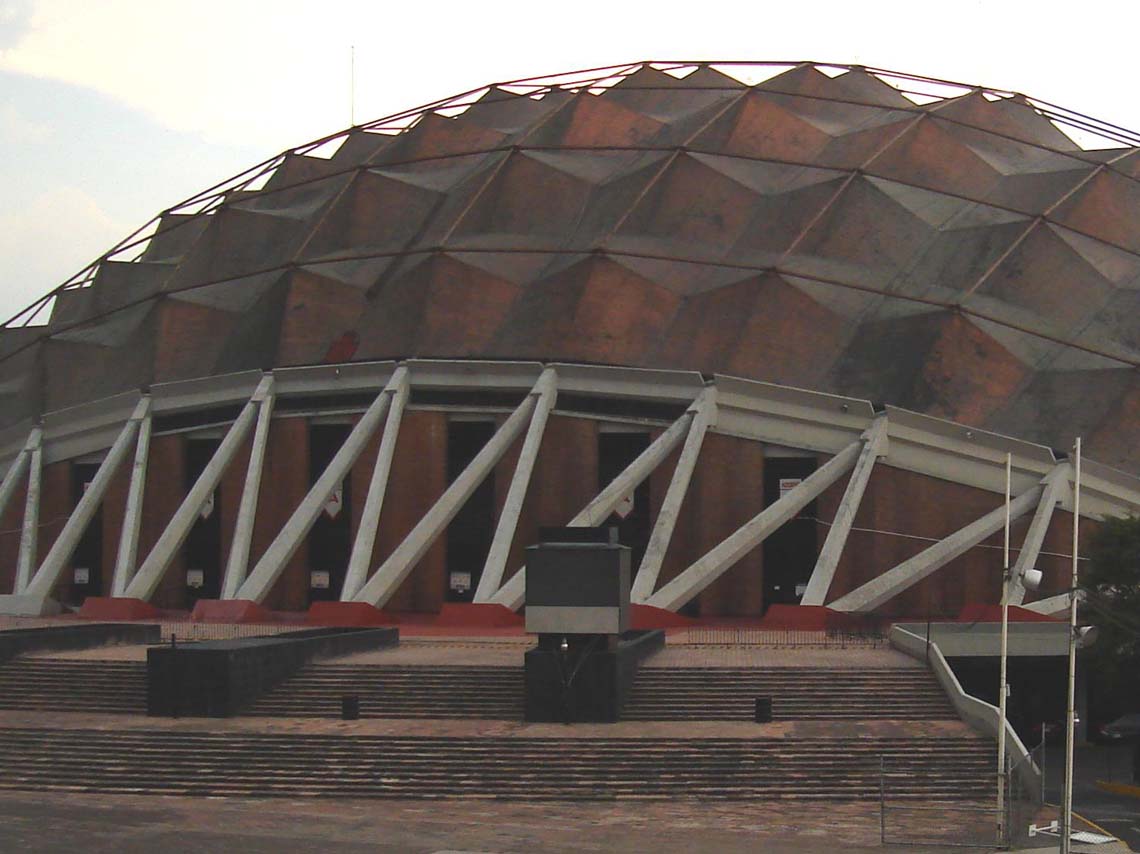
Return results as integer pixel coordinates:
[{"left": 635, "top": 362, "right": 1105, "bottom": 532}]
[
  {"left": 245, "top": 665, "right": 525, "bottom": 719},
  {"left": 0, "top": 726, "right": 992, "bottom": 800},
  {"left": 0, "top": 659, "right": 146, "bottom": 714},
  {"left": 623, "top": 667, "right": 957, "bottom": 721}
]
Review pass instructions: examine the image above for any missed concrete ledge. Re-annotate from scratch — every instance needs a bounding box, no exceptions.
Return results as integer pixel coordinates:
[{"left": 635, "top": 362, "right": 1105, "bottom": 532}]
[
  {"left": 1095, "top": 780, "right": 1140, "bottom": 799},
  {"left": 147, "top": 626, "right": 398, "bottom": 717},
  {"left": 0, "top": 622, "right": 161, "bottom": 664},
  {"left": 191, "top": 599, "right": 274, "bottom": 623},
  {"left": 0, "top": 594, "right": 63, "bottom": 617},
  {"left": 305, "top": 601, "right": 395, "bottom": 626},
  {"left": 79, "top": 597, "right": 162, "bottom": 621}
]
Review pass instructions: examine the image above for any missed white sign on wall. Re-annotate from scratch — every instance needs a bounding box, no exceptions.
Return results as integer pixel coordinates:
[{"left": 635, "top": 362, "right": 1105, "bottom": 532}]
[
  {"left": 324, "top": 483, "right": 344, "bottom": 520},
  {"left": 73, "top": 567, "right": 90, "bottom": 585},
  {"left": 310, "top": 571, "right": 331, "bottom": 589},
  {"left": 778, "top": 478, "right": 802, "bottom": 499},
  {"left": 186, "top": 569, "right": 205, "bottom": 588}
]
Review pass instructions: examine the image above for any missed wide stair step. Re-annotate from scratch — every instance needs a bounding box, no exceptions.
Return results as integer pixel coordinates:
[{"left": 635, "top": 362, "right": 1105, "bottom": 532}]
[
  {"left": 624, "top": 667, "right": 958, "bottom": 721},
  {"left": 0, "top": 727, "right": 993, "bottom": 800},
  {"left": 245, "top": 665, "right": 525, "bottom": 719},
  {"left": 0, "top": 660, "right": 146, "bottom": 714}
]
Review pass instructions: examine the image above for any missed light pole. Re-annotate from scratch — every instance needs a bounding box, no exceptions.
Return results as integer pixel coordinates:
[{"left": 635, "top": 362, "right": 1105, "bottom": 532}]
[
  {"left": 998, "top": 453, "right": 1011, "bottom": 846},
  {"left": 1061, "top": 437, "right": 1081, "bottom": 854},
  {"left": 997, "top": 453, "right": 1043, "bottom": 846}
]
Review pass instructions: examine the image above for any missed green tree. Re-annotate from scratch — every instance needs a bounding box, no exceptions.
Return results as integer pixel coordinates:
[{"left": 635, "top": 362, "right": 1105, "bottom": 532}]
[{"left": 1082, "top": 515, "right": 1140, "bottom": 720}]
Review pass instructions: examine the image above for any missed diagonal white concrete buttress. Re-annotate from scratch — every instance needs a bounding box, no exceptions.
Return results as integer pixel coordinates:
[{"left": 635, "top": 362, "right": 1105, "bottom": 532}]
[
  {"left": 630, "top": 387, "right": 716, "bottom": 603},
  {"left": 13, "top": 427, "right": 43, "bottom": 594},
  {"left": 26, "top": 398, "right": 151, "bottom": 600},
  {"left": 110, "top": 409, "right": 152, "bottom": 597},
  {"left": 219, "top": 376, "right": 277, "bottom": 600},
  {"left": 828, "top": 482, "right": 1045, "bottom": 614},
  {"left": 1007, "top": 463, "right": 1070, "bottom": 606},
  {"left": 800, "top": 416, "right": 888, "bottom": 606},
  {"left": 474, "top": 369, "right": 557, "bottom": 603},
  {"left": 340, "top": 368, "right": 410, "bottom": 602},
  {"left": 488, "top": 409, "right": 695, "bottom": 612},
  {"left": 353, "top": 380, "right": 544, "bottom": 609},
  {"left": 646, "top": 439, "right": 864, "bottom": 613},
  {"left": 236, "top": 369, "right": 404, "bottom": 604},
  {"left": 125, "top": 392, "right": 262, "bottom": 603}
]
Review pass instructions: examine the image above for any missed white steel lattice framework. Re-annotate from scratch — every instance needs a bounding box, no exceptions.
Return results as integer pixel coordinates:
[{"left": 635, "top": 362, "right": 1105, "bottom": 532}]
[{"left": 0, "top": 359, "right": 1136, "bottom": 617}]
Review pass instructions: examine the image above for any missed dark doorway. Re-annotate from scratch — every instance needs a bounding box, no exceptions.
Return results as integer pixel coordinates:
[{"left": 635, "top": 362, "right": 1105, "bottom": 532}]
[
  {"left": 445, "top": 420, "right": 496, "bottom": 603},
  {"left": 308, "top": 424, "right": 353, "bottom": 603},
  {"left": 762, "top": 457, "right": 818, "bottom": 613},
  {"left": 184, "top": 438, "right": 222, "bottom": 604},
  {"left": 597, "top": 431, "right": 652, "bottom": 574},
  {"left": 69, "top": 462, "right": 103, "bottom": 605}
]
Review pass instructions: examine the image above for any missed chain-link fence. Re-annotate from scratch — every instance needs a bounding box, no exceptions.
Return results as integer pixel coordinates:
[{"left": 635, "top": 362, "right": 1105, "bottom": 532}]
[{"left": 878, "top": 749, "right": 1042, "bottom": 849}]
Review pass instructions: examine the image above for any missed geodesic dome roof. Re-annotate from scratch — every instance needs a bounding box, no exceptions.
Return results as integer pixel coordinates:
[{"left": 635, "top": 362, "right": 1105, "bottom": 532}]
[{"left": 6, "top": 61, "right": 1140, "bottom": 472}]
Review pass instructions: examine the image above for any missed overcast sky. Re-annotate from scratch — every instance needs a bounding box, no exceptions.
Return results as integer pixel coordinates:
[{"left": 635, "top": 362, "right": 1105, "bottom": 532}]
[{"left": 1, "top": 0, "right": 1137, "bottom": 322}]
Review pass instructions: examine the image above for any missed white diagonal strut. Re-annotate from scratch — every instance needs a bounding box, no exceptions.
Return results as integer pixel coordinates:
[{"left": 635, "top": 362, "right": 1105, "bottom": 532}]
[
  {"left": 110, "top": 406, "right": 152, "bottom": 596},
  {"left": 630, "top": 387, "right": 716, "bottom": 603},
  {"left": 828, "top": 481, "right": 1045, "bottom": 614},
  {"left": 0, "top": 430, "right": 36, "bottom": 546},
  {"left": 800, "top": 416, "right": 888, "bottom": 606},
  {"left": 353, "top": 379, "right": 544, "bottom": 609},
  {"left": 125, "top": 390, "right": 263, "bottom": 603},
  {"left": 219, "top": 375, "right": 277, "bottom": 600},
  {"left": 489, "top": 408, "right": 696, "bottom": 612},
  {"left": 25, "top": 398, "right": 151, "bottom": 600},
  {"left": 340, "top": 367, "right": 410, "bottom": 602},
  {"left": 236, "top": 369, "right": 403, "bottom": 603},
  {"left": 647, "top": 439, "right": 864, "bottom": 613},
  {"left": 474, "top": 369, "right": 558, "bottom": 603},
  {"left": 1007, "top": 463, "right": 1070, "bottom": 606},
  {"left": 13, "top": 427, "right": 43, "bottom": 594}
]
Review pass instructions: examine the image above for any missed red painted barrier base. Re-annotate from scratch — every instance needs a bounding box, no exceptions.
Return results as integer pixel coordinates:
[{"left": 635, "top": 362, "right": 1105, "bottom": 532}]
[
  {"left": 630, "top": 604, "right": 697, "bottom": 630},
  {"left": 437, "top": 603, "right": 524, "bottom": 628},
  {"left": 305, "top": 601, "right": 396, "bottom": 626},
  {"left": 191, "top": 599, "right": 275, "bottom": 624},
  {"left": 78, "top": 597, "right": 162, "bottom": 621}
]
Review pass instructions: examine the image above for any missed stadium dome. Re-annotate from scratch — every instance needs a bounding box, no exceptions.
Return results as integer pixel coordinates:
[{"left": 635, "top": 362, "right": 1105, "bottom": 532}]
[{"left": 2, "top": 62, "right": 1139, "bottom": 620}]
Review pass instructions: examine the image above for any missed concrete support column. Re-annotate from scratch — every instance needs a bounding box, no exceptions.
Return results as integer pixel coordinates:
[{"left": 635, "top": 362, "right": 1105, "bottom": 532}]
[
  {"left": 110, "top": 408, "right": 153, "bottom": 597},
  {"left": 630, "top": 387, "right": 716, "bottom": 603},
  {"left": 353, "top": 378, "right": 544, "bottom": 609},
  {"left": 236, "top": 370, "right": 402, "bottom": 604},
  {"left": 1007, "top": 463, "right": 1070, "bottom": 605},
  {"left": 800, "top": 416, "right": 888, "bottom": 606},
  {"left": 25, "top": 397, "right": 151, "bottom": 601},
  {"left": 646, "top": 439, "right": 864, "bottom": 613},
  {"left": 125, "top": 395, "right": 260, "bottom": 603},
  {"left": 340, "top": 367, "right": 410, "bottom": 602},
  {"left": 219, "top": 375, "right": 276, "bottom": 600},
  {"left": 474, "top": 368, "right": 557, "bottom": 603},
  {"left": 13, "top": 427, "right": 43, "bottom": 594},
  {"left": 828, "top": 482, "right": 1045, "bottom": 613},
  {"left": 0, "top": 432, "right": 35, "bottom": 539},
  {"left": 489, "top": 410, "right": 694, "bottom": 612}
]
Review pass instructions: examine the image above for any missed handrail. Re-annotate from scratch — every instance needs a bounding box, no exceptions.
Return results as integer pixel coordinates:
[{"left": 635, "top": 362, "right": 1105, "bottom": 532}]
[{"left": 891, "top": 624, "right": 1041, "bottom": 801}]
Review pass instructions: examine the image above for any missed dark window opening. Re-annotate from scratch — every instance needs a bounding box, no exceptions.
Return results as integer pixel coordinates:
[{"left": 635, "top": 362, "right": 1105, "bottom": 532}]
[
  {"left": 598, "top": 431, "right": 652, "bottom": 576},
  {"left": 184, "top": 438, "right": 222, "bottom": 604},
  {"left": 445, "top": 420, "right": 496, "bottom": 603},
  {"left": 308, "top": 424, "right": 353, "bottom": 603},
  {"left": 762, "top": 457, "right": 819, "bottom": 613},
  {"left": 69, "top": 463, "right": 103, "bottom": 605}
]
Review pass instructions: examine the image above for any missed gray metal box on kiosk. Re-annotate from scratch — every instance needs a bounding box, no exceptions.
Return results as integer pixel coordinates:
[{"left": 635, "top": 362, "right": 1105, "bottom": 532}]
[{"left": 525, "top": 528, "right": 630, "bottom": 635}]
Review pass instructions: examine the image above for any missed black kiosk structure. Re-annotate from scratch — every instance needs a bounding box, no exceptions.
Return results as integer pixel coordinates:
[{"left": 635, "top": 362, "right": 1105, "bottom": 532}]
[{"left": 524, "top": 527, "right": 663, "bottom": 722}]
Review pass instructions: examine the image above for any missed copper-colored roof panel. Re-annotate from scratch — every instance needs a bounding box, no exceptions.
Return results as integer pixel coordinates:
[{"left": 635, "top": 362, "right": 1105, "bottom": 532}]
[
  {"left": 276, "top": 270, "right": 368, "bottom": 367},
  {"left": 694, "top": 91, "right": 832, "bottom": 165},
  {"left": 523, "top": 90, "right": 667, "bottom": 148},
  {"left": 1050, "top": 168, "right": 1140, "bottom": 253},
  {"left": 372, "top": 112, "right": 507, "bottom": 164},
  {"left": 492, "top": 256, "right": 679, "bottom": 364},
  {"left": 934, "top": 92, "right": 1079, "bottom": 151}
]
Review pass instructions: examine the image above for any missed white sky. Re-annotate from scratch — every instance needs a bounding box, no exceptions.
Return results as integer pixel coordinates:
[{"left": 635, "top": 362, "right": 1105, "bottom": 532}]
[{"left": 1, "top": 0, "right": 1138, "bottom": 321}]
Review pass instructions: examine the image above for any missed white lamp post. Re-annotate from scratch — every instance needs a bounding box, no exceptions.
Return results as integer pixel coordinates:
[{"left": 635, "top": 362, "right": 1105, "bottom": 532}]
[{"left": 1061, "top": 438, "right": 1081, "bottom": 854}]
